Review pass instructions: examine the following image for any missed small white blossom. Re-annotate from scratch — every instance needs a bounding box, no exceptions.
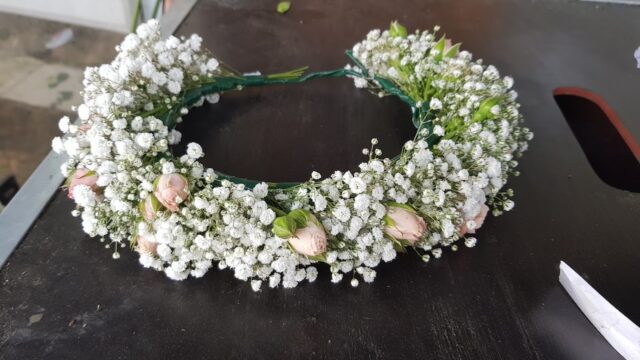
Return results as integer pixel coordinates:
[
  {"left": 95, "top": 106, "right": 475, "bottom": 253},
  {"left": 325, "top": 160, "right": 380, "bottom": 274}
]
[
  {"left": 51, "top": 137, "right": 64, "bottom": 153},
  {"left": 167, "top": 129, "right": 182, "bottom": 145},
  {"left": 441, "top": 219, "right": 455, "bottom": 238},
  {"left": 269, "top": 273, "right": 281, "bottom": 288},
  {"left": 349, "top": 177, "right": 367, "bottom": 194},
  {"left": 331, "top": 273, "right": 343, "bottom": 283},
  {"left": 259, "top": 209, "right": 276, "bottom": 225},
  {"left": 73, "top": 185, "right": 96, "bottom": 207},
  {"left": 504, "top": 200, "right": 515, "bottom": 211},
  {"left": 159, "top": 163, "right": 175, "bottom": 176},
  {"left": 167, "top": 81, "right": 181, "bottom": 94},
  {"left": 186, "top": 142, "right": 204, "bottom": 159},
  {"left": 77, "top": 104, "right": 90, "bottom": 120},
  {"left": 207, "top": 58, "right": 219, "bottom": 71},
  {"left": 354, "top": 77, "right": 368, "bottom": 88},
  {"left": 206, "top": 93, "right": 220, "bottom": 104},
  {"left": 251, "top": 280, "right": 262, "bottom": 292},
  {"left": 135, "top": 133, "right": 154, "bottom": 149},
  {"left": 58, "top": 116, "right": 70, "bottom": 133},
  {"left": 464, "top": 237, "right": 477, "bottom": 247},
  {"left": 333, "top": 206, "right": 351, "bottom": 222}
]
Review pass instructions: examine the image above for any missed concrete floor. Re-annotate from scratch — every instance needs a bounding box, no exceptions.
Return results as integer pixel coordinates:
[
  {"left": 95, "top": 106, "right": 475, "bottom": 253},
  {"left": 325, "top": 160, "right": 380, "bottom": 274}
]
[{"left": 0, "top": 12, "right": 122, "bottom": 185}]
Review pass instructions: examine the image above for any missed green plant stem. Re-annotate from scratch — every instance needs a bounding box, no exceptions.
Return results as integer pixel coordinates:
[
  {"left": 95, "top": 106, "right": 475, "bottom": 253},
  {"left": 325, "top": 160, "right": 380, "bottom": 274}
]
[
  {"left": 152, "top": 0, "right": 162, "bottom": 18},
  {"left": 131, "top": 0, "right": 142, "bottom": 32},
  {"left": 160, "top": 56, "right": 428, "bottom": 190}
]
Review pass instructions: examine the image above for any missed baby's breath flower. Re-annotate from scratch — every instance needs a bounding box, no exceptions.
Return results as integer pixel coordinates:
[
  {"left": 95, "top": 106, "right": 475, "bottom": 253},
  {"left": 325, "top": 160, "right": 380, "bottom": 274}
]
[{"left": 52, "top": 20, "right": 530, "bottom": 290}]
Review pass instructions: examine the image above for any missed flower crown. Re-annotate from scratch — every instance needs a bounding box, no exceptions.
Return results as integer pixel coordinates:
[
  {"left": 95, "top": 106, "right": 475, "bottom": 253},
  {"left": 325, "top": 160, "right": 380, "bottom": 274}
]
[{"left": 52, "top": 20, "right": 532, "bottom": 290}]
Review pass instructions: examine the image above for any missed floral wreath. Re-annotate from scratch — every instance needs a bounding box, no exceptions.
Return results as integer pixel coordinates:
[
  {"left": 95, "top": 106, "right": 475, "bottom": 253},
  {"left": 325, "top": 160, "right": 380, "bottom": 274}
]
[{"left": 52, "top": 20, "right": 532, "bottom": 290}]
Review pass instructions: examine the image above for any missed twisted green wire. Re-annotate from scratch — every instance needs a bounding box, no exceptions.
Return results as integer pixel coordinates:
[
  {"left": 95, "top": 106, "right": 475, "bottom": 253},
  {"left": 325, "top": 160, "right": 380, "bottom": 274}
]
[{"left": 160, "top": 51, "right": 433, "bottom": 189}]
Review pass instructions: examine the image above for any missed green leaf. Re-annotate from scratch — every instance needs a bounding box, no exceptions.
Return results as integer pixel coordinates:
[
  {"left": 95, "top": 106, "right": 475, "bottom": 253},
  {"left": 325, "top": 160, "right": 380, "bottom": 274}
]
[
  {"left": 276, "top": 1, "right": 291, "bottom": 14},
  {"left": 272, "top": 215, "right": 297, "bottom": 238},
  {"left": 444, "top": 43, "right": 461, "bottom": 58},
  {"left": 398, "top": 238, "right": 414, "bottom": 248},
  {"left": 392, "top": 241, "right": 405, "bottom": 253},
  {"left": 386, "top": 202, "right": 416, "bottom": 213},
  {"left": 443, "top": 117, "right": 464, "bottom": 139},
  {"left": 272, "top": 209, "right": 325, "bottom": 240},
  {"left": 434, "top": 36, "right": 446, "bottom": 60},
  {"left": 64, "top": 170, "right": 96, "bottom": 187},
  {"left": 266, "top": 66, "right": 308, "bottom": 80},
  {"left": 472, "top": 97, "right": 501, "bottom": 122},
  {"left": 383, "top": 215, "right": 395, "bottom": 227},
  {"left": 386, "top": 233, "right": 413, "bottom": 253},
  {"left": 149, "top": 194, "right": 161, "bottom": 211},
  {"left": 285, "top": 241, "right": 297, "bottom": 253},
  {"left": 387, "top": 235, "right": 407, "bottom": 253},
  {"left": 80, "top": 170, "right": 96, "bottom": 178},
  {"left": 129, "top": 229, "right": 139, "bottom": 250},
  {"left": 152, "top": 175, "right": 161, "bottom": 189},
  {"left": 139, "top": 196, "right": 160, "bottom": 215},
  {"left": 389, "top": 21, "right": 408, "bottom": 38},
  {"left": 345, "top": 50, "right": 370, "bottom": 76},
  {"left": 288, "top": 209, "right": 310, "bottom": 227},
  {"left": 307, "top": 253, "right": 327, "bottom": 263},
  {"left": 268, "top": 205, "right": 287, "bottom": 217}
]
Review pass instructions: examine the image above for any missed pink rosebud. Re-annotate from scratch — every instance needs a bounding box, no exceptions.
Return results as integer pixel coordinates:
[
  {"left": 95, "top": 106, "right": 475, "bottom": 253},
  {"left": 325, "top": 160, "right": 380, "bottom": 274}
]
[
  {"left": 139, "top": 194, "right": 161, "bottom": 221},
  {"left": 78, "top": 123, "right": 91, "bottom": 133},
  {"left": 444, "top": 39, "right": 453, "bottom": 51},
  {"left": 136, "top": 235, "right": 157, "bottom": 255},
  {"left": 459, "top": 204, "right": 489, "bottom": 235},
  {"left": 66, "top": 168, "right": 98, "bottom": 199},
  {"left": 153, "top": 173, "right": 189, "bottom": 212},
  {"left": 384, "top": 205, "right": 427, "bottom": 244},
  {"left": 443, "top": 39, "right": 460, "bottom": 57},
  {"left": 289, "top": 222, "right": 328, "bottom": 257}
]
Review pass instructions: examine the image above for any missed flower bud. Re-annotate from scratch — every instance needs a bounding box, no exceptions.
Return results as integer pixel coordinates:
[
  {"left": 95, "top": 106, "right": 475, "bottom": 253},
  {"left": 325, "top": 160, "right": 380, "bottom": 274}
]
[
  {"left": 272, "top": 209, "right": 328, "bottom": 257},
  {"left": 66, "top": 168, "right": 98, "bottom": 200},
  {"left": 389, "top": 21, "right": 408, "bottom": 38},
  {"left": 139, "top": 194, "right": 161, "bottom": 221},
  {"left": 136, "top": 235, "right": 157, "bottom": 255},
  {"left": 153, "top": 173, "right": 189, "bottom": 212},
  {"left": 384, "top": 204, "right": 427, "bottom": 244},
  {"left": 458, "top": 204, "right": 489, "bottom": 235}
]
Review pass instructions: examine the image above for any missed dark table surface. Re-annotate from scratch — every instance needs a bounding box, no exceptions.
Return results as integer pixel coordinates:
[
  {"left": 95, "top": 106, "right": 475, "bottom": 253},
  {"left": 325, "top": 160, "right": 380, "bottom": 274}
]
[{"left": 2, "top": 0, "right": 640, "bottom": 359}]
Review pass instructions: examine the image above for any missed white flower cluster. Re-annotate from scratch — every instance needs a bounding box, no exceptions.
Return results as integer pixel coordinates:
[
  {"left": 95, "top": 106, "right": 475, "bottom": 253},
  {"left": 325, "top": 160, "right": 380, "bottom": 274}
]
[
  {"left": 50, "top": 19, "right": 245, "bottom": 274},
  {"left": 52, "top": 21, "right": 531, "bottom": 291},
  {"left": 136, "top": 179, "right": 320, "bottom": 288}
]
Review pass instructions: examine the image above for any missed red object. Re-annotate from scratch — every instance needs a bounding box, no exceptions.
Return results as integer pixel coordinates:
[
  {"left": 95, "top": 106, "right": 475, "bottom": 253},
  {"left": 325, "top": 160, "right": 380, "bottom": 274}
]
[{"left": 554, "top": 87, "right": 640, "bottom": 160}]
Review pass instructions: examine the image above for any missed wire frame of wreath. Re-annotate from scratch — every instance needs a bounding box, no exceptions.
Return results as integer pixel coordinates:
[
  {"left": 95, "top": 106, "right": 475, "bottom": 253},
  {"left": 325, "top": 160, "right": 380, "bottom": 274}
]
[{"left": 152, "top": 50, "right": 438, "bottom": 189}]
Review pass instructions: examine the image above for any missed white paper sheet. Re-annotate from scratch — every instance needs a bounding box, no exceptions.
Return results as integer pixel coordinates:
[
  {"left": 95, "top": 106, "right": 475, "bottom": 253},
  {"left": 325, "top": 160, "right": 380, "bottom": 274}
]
[{"left": 559, "top": 261, "right": 640, "bottom": 360}]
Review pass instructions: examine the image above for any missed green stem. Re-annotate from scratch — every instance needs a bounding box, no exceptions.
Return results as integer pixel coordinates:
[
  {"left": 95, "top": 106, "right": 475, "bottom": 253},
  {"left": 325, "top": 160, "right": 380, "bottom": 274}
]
[
  {"left": 131, "top": 0, "right": 142, "bottom": 33},
  {"left": 266, "top": 66, "right": 309, "bottom": 80},
  {"left": 161, "top": 61, "right": 427, "bottom": 190},
  {"left": 152, "top": 0, "right": 162, "bottom": 18}
]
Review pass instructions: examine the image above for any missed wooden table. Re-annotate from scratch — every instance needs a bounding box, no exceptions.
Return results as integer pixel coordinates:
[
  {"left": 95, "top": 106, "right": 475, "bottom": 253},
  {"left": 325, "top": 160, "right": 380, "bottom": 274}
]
[{"left": 2, "top": 1, "right": 639, "bottom": 359}]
